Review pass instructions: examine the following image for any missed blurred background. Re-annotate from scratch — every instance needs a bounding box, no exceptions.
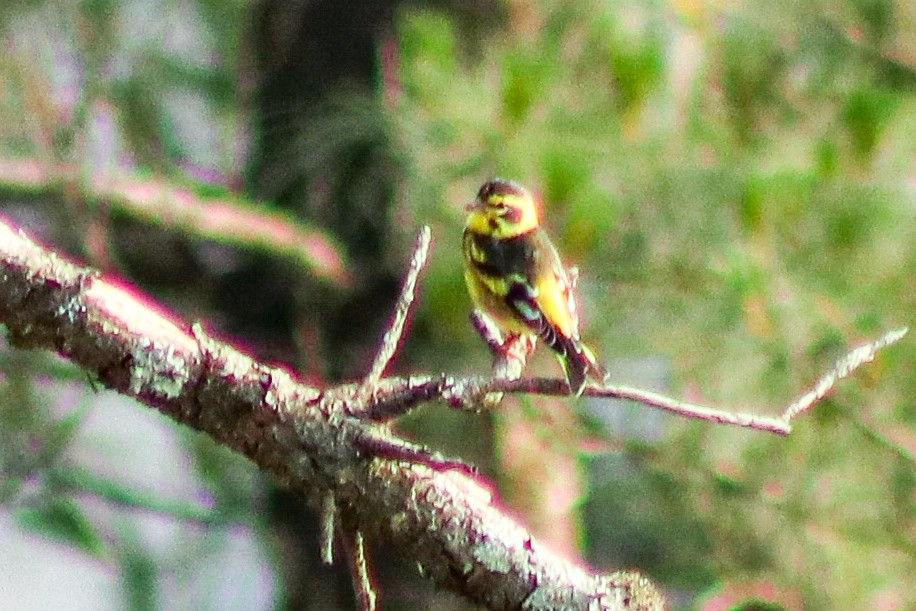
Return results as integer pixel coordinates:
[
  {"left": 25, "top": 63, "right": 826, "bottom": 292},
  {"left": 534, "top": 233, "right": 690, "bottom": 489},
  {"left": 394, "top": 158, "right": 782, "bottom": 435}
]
[{"left": 0, "top": 0, "right": 913, "bottom": 609}]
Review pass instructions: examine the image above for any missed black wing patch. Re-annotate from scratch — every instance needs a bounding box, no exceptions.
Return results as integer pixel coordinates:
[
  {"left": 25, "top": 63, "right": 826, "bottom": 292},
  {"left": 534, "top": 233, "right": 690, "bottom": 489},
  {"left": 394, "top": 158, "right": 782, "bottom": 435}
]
[
  {"left": 465, "top": 231, "right": 535, "bottom": 279},
  {"left": 504, "top": 280, "right": 589, "bottom": 393}
]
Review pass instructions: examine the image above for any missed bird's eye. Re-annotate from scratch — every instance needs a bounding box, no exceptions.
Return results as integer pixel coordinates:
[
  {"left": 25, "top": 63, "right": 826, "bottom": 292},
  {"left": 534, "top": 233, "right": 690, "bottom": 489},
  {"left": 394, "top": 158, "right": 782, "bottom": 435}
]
[{"left": 503, "top": 206, "right": 522, "bottom": 224}]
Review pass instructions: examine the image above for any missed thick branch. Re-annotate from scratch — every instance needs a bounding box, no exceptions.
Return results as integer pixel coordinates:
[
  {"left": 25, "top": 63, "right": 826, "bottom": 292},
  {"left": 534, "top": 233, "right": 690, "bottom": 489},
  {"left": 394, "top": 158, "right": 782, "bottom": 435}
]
[{"left": 0, "top": 215, "right": 661, "bottom": 610}]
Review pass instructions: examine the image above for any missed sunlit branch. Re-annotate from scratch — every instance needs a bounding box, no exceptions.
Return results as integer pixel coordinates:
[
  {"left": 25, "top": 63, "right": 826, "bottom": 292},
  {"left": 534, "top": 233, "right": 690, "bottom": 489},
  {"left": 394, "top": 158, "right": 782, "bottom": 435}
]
[
  {"left": 2, "top": 213, "right": 906, "bottom": 611},
  {"left": 0, "top": 156, "right": 348, "bottom": 285},
  {"left": 2, "top": 216, "right": 653, "bottom": 610}
]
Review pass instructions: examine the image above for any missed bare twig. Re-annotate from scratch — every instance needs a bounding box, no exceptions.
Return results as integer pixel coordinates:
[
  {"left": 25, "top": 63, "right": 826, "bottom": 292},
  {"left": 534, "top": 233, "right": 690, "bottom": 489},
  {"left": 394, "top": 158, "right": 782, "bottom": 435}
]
[
  {"left": 342, "top": 529, "right": 378, "bottom": 611},
  {"left": 365, "top": 226, "right": 431, "bottom": 382},
  {"left": 356, "top": 325, "right": 908, "bottom": 434},
  {"left": 780, "top": 327, "right": 909, "bottom": 423},
  {"left": 319, "top": 492, "right": 337, "bottom": 565},
  {"left": 481, "top": 378, "right": 791, "bottom": 433},
  {"left": 479, "top": 331, "right": 908, "bottom": 433},
  {"left": 470, "top": 309, "right": 505, "bottom": 353},
  {"left": 470, "top": 310, "right": 536, "bottom": 408}
]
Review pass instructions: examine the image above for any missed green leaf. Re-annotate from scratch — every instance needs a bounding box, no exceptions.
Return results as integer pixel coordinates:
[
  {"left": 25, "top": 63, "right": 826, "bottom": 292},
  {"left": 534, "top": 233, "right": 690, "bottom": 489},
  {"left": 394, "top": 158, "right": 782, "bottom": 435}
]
[
  {"left": 50, "top": 467, "right": 215, "bottom": 523},
  {"left": 15, "top": 497, "right": 105, "bottom": 557},
  {"left": 842, "top": 86, "right": 900, "bottom": 159},
  {"left": 730, "top": 600, "right": 788, "bottom": 611},
  {"left": 120, "top": 534, "right": 159, "bottom": 611}
]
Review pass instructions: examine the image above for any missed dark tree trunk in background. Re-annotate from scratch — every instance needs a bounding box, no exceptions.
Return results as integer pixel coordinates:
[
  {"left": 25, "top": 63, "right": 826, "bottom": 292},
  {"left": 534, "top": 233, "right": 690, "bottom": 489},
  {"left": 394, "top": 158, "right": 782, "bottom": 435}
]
[
  {"left": 245, "top": 0, "right": 401, "bottom": 381},
  {"left": 246, "top": 2, "right": 498, "bottom": 608},
  {"left": 248, "top": 1, "right": 400, "bottom": 608}
]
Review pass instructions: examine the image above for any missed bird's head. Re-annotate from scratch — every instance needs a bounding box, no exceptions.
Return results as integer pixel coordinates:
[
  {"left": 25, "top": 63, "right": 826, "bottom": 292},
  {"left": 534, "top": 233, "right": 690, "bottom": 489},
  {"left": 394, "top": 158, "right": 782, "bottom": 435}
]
[{"left": 465, "top": 179, "right": 540, "bottom": 238}]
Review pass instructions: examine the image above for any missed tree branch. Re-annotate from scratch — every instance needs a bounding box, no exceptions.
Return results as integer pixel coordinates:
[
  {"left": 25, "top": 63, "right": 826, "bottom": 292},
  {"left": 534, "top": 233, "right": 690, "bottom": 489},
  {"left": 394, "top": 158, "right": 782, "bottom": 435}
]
[
  {"left": 0, "top": 156, "right": 349, "bottom": 285},
  {"left": 0, "top": 215, "right": 661, "bottom": 610},
  {"left": 350, "top": 329, "right": 908, "bottom": 436},
  {"left": 364, "top": 225, "right": 430, "bottom": 383}
]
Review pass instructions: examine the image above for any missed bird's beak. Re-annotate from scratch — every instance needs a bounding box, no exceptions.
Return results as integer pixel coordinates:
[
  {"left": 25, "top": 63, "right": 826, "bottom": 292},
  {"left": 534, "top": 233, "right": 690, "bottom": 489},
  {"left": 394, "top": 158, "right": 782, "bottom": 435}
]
[{"left": 465, "top": 199, "right": 483, "bottom": 212}]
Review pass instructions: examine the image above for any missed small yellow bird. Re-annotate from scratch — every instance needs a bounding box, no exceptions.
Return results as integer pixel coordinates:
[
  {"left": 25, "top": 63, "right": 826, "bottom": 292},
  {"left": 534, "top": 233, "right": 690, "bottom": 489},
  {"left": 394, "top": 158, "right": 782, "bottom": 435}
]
[{"left": 462, "top": 179, "right": 607, "bottom": 395}]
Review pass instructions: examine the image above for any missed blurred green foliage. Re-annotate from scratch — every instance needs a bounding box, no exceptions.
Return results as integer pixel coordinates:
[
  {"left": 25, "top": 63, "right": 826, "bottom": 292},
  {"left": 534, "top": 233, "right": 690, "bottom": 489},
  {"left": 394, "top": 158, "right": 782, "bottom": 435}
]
[
  {"left": 394, "top": 1, "right": 914, "bottom": 609},
  {"left": 0, "top": 0, "right": 913, "bottom": 609}
]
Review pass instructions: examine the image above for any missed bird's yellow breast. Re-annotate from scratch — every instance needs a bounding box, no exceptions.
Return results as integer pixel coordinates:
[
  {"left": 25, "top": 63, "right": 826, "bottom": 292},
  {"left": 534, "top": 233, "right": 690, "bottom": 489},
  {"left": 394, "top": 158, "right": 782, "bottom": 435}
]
[{"left": 462, "top": 227, "right": 578, "bottom": 340}]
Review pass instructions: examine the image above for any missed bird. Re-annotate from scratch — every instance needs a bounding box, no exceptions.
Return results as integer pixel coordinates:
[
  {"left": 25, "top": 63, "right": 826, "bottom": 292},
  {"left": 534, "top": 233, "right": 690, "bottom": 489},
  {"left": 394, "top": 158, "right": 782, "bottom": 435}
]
[{"left": 461, "top": 178, "right": 607, "bottom": 396}]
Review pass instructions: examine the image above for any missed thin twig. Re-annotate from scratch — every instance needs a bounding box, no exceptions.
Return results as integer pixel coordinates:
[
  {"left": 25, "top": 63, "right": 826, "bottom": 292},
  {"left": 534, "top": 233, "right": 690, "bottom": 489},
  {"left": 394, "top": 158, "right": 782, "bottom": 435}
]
[
  {"left": 587, "top": 382, "right": 792, "bottom": 433},
  {"left": 342, "top": 528, "right": 378, "bottom": 611},
  {"left": 462, "top": 377, "right": 790, "bottom": 434},
  {"left": 475, "top": 327, "right": 908, "bottom": 433},
  {"left": 780, "top": 327, "right": 908, "bottom": 423},
  {"left": 319, "top": 492, "right": 337, "bottom": 565},
  {"left": 357, "top": 326, "right": 908, "bottom": 436},
  {"left": 353, "top": 423, "right": 478, "bottom": 475},
  {"left": 470, "top": 309, "right": 505, "bottom": 353},
  {"left": 365, "top": 226, "right": 431, "bottom": 382}
]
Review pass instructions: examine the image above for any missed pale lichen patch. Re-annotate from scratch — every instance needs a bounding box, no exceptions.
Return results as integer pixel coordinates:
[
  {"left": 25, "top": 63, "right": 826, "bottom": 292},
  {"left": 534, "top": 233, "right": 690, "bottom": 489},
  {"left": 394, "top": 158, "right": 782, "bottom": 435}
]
[{"left": 127, "top": 338, "right": 192, "bottom": 400}]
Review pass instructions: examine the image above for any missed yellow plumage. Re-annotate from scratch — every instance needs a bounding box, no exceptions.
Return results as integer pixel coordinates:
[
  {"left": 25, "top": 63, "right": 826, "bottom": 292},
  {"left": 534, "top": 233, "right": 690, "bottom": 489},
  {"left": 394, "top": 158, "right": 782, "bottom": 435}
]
[{"left": 462, "top": 179, "right": 607, "bottom": 395}]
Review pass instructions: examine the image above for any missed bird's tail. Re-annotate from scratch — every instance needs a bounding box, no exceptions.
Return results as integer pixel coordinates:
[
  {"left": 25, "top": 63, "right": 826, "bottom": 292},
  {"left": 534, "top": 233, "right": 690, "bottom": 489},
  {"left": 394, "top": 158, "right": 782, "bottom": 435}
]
[{"left": 560, "top": 338, "right": 608, "bottom": 397}]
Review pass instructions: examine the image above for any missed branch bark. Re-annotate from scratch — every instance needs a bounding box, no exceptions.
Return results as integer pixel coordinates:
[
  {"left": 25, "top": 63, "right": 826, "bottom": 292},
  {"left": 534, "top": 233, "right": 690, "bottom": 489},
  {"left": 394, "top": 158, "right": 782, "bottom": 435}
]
[{"left": 0, "top": 216, "right": 664, "bottom": 609}]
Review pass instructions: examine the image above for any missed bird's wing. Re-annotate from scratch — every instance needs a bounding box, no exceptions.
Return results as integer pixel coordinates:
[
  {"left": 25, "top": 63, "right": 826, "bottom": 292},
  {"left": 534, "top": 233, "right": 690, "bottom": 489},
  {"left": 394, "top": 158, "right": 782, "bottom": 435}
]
[
  {"left": 505, "top": 271, "right": 578, "bottom": 356},
  {"left": 505, "top": 270, "right": 605, "bottom": 395}
]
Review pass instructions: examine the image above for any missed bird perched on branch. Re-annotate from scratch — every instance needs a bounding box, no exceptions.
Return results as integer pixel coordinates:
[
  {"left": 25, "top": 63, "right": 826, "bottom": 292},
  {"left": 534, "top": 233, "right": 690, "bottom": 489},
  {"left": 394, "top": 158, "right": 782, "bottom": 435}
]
[{"left": 462, "top": 178, "right": 607, "bottom": 396}]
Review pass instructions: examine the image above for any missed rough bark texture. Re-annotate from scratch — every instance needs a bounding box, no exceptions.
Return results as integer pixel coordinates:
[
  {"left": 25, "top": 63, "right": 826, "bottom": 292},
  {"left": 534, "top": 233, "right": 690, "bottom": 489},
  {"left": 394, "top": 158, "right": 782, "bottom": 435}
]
[{"left": 0, "top": 216, "right": 664, "bottom": 610}]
